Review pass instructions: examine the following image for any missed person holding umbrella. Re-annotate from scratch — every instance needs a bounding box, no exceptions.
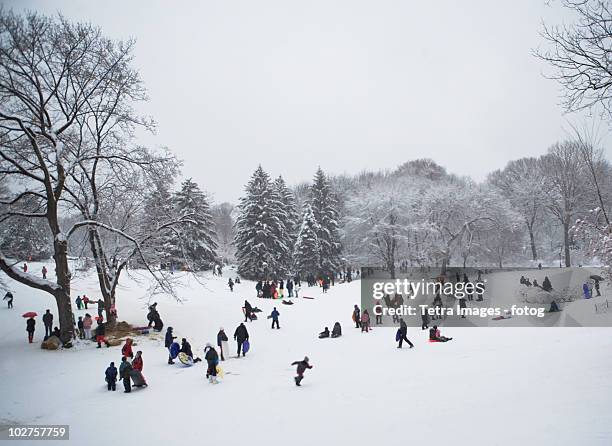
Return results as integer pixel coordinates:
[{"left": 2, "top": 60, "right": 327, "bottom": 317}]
[{"left": 24, "top": 312, "right": 36, "bottom": 343}]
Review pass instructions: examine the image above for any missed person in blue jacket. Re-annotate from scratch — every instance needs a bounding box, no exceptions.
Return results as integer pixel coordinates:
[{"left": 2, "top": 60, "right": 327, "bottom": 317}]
[
  {"left": 105, "top": 361, "right": 118, "bottom": 391},
  {"left": 270, "top": 307, "right": 280, "bottom": 329}
]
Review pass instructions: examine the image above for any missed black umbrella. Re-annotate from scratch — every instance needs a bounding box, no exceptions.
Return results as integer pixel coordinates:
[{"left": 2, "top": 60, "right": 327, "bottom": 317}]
[{"left": 590, "top": 275, "right": 604, "bottom": 281}]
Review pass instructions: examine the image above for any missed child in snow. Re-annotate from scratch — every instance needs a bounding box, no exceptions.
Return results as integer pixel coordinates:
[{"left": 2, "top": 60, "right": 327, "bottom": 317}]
[
  {"left": 131, "top": 351, "right": 147, "bottom": 387},
  {"left": 204, "top": 343, "right": 219, "bottom": 384},
  {"left": 352, "top": 305, "right": 361, "bottom": 328},
  {"left": 105, "top": 361, "right": 118, "bottom": 391},
  {"left": 122, "top": 338, "right": 134, "bottom": 358},
  {"left": 77, "top": 316, "right": 85, "bottom": 339},
  {"left": 429, "top": 325, "right": 452, "bottom": 342},
  {"left": 26, "top": 316, "right": 35, "bottom": 343},
  {"left": 270, "top": 307, "right": 280, "bottom": 329},
  {"left": 291, "top": 356, "right": 313, "bottom": 386},
  {"left": 75, "top": 295, "right": 82, "bottom": 310},
  {"left": 361, "top": 310, "right": 370, "bottom": 332},
  {"left": 119, "top": 357, "right": 132, "bottom": 393},
  {"left": 95, "top": 320, "right": 110, "bottom": 348},
  {"left": 83, "top": 313, "right": 93, "bottom": 340},
  {"left": 331, "top": 322, "right": 342, "bottom": 338},
  {"left": 319, "top": 327, "right": 330, "bottom": 338},
  {"left": 228, "top": 278, "right": 234, "bottom": 292}
]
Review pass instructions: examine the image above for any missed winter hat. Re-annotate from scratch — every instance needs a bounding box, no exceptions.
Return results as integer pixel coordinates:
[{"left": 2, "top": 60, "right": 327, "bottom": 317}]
[
  {"left": 219, "top": 327, "right": 224, "bottom": 331},
  {"left": 205, "top": 342, "right": 212, "bottom": 348},
  {"left": 304, "top": 356, "right": 309, "bottom": 362}
]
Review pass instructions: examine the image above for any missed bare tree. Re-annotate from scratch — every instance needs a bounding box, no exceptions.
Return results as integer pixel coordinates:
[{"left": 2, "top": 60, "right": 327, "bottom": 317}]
[
  {"left": 539, "top": 141, "right": 589, "bottom": 267},
  {"left": 0, "top": 10, "right": 184, "bottom": 341},
  {"left": 536, "top": 0, "right": 612, "bottom": 117}
]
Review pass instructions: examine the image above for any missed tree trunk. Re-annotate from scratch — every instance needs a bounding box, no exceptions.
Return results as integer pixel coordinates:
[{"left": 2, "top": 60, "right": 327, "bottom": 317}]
[
  {"left": 563, "top": 220, "right": 571, "bottom": 267},
  {"left": 87, "top": 228, "right": 117, "bottom": 325},
  {"left": 527, "top": 224, "right": 538, "bottom": 261},
  {"left": 53, "top": 236, "right": 75, "bottom": 345}
]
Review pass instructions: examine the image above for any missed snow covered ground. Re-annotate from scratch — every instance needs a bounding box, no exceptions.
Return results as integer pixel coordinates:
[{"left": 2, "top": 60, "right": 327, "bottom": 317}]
[{"left": 1, "top": 263, "right": 612, "bottom": 445}]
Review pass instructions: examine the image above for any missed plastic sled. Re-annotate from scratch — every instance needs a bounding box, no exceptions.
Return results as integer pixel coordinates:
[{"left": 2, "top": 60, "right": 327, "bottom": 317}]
[
  {"left": 129, "top": 369, "right": 147, "bottom": 386},
  {"left": 282, "top": 300, "right": 294, "bottom": 305},
  {"left": 242, "top": 340, "right": 250, "bottom": 353},
  {"left": 216, "top": 365, "right": 225, "bottom": 378},
  {"left": 169, "top": 342, "right": 180, "bottom": 359},
  {"left": 395, "top": 329, "right": 401, "bottom": 341},
  {"left": 178, "top": 352, "right": 194, "bottom": 366},
  {"left": 303, "top": 296, "right": 315, "bottom": 300}
]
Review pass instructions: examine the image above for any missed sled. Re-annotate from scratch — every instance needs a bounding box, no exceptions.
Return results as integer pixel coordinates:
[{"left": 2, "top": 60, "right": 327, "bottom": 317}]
[
  {"left": 221, "top": 341, "right": 230, "bottom": 359},
  {"left": 169, "top": 342, "right": 180, "bottom": 359},
  {"left": 302, "top": 296, "right": 315, "bottom": 300},
  {"left": 216, "top": 365, "right": 225, "bottom": 378},
  {"left": 177, "top": 352, "right": 194, "bottom": 366},
  {"left": 395, "top": 329, "right": 401, "bottom": 342},
  {"left": 242, "top": 340, "right": 250, "bottom": 353},
  {"left": 282, "top": 300, "right": 294, "bottom": 305},
  {"left": 133, "top": 326, "right": 150, "bottom": 335},
  {"left": 130, "top": 369, "right": 147, "bottom": 387}
]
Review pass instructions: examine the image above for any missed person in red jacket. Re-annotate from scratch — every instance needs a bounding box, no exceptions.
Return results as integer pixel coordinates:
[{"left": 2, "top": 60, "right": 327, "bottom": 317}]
[
  {"left": 132, "top": 350, "right": 144, "bottom": 371},
  {"left": 122, "top": 338, "right": 134, "bottom": 358}
]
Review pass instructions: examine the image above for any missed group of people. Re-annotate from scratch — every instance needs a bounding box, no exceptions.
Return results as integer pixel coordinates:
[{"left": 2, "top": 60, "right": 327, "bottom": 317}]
[
  {"left": 255, "top": 278, "right": 299, "bottom": 299},
  {"left": 104, "top": 338, "right": 147, "bottom": 393},
  {"left": 520, "top": 275, "right": 553, "bottom": 292},
  {"left": 318, "top": 322, "right": 342, "bottom": 338}
]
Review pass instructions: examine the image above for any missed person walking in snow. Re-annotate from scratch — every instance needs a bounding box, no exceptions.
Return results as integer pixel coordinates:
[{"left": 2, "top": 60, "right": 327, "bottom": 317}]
[
  {"left": 42, "top": 309, "right": 53, "bottom": 340},
  {"left": 119, "top": 357, "right": 132, "bottom": 393},
  {"left": 105, "top": 361, "right": 118, "bottom": 391},
  {"left": 270, "top": 307, "right": 280, "bottom": 329},
  {"left": 165, "top": 327, "right": 177, "bottom": 364},
  {"left": 3, "top": 291, "right": 13, "bottom": 309},
  {"left": 255, "top": 280, "right": 263, "bottom": 297},
  {"left": 291, "top": 356, "right": 313, "bottom": 386},
  {"left": 397, "top": 318, "right": 414, "bottom": 349},
  {"left": 217, "top": 327, "right": 228, "bottom": 361},
  {"left": 83, "top": 295, "right": 89, "bottom": 309},
  {"left": 22, "top": 263, "right": 28, "bottom": 273},
  {"left": 42, "top": 265, "right": 47, "bottom": 279},
  {"left": 26, "top": 316, "right": 35, "bottom": 343},
  {"left": 243, "top": 300, "right": 254, "bottom": 322},
  {"left": 352, "top": 305, "right": 361, "bottom": 329},
  {"left": 75, "top": 295, "right": 82, "bottom": 310},
  {"left": 204, "top": 343, "right": 219, "bottom": 384},
  {"left": 361, "top": 310, "right": 370, "bottom": 333},
  {"left": 83, "top": 313, "right": 93, "bottom": 340},
  {"left": 421, "top": 308, "right": 430, "bottom": 330},
  {"left": 228, "top": 278, "right": 234, "bottom": 292},
  {"left": 234, "top": 322, "right": 249, "bottom": 357}
]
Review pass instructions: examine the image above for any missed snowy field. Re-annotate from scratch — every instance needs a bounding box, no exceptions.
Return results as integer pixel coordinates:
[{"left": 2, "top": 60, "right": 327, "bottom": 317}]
[{"left": 1, "top": 263, "right": 612, "bottom": 446}]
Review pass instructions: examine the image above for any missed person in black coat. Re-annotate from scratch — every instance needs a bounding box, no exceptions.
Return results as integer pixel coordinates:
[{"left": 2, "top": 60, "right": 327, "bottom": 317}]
[
  {"left": 4, "top": 291, "right": 13, "bottom": 309},
  {"left": 234, "top": 323, "right": 249, "bottom": 357},
  {"left": 244, "top": 300, "right": 253, "bottom": 322},
  {"left": 95, "top": 321, "right": 110, "bottom": 348},
  {"left": 318, "top": 327, "right": 330, "bottom": 338},
  {"left": 105, "top": 361, "right": 118, "bottom": 391},
  {"left": 291, "top": 356, "right": 313, "bottom": 386},
  {"left": 119, "top": 357, "right": 132, "bottom": 393},
  {"left": 180, "top": 338, "right": 193, "bottom": 358},
  {"left": 165, "top": 327, "right": 176, "bottom": 364},
  {"left": 42, "top": 309, "right": 53, "bottom": 340},
  {"left": 397, "top": 318, "right": 414, "bottom": 349},
  {"left": 353, "top": 305, "right": 361, "bottom": 328},
  {"left": 204, "top": 343, "right": 219, "bottom": 383},
  {"left": 217, "top": 328, "right": 228, "bottom": 361},
  {"left": 331, "top": 322, "right": 342, "bottom": 338},
  {"left": 26, "top": 317, "right": 35, "bottom": 343}
]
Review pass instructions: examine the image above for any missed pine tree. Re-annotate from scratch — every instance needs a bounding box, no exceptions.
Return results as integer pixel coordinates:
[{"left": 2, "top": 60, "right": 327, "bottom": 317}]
[
  {"left": 308, "top": 168, "right": 342, "bottom": 273},
  {"left": 174, "top": 178, "right": 218, "bottom": 270},
  {"left": 141, "top": 180, "right": 180, "bottom": 266},
  {"left": 234, "top": 166, "right": 291, "bottom": 279},
  {"left": 273, "top": 175, "right": 299, "bottom": 245},
  {"left": 293, "top": 206, "right": 321, "bottom": 275}
]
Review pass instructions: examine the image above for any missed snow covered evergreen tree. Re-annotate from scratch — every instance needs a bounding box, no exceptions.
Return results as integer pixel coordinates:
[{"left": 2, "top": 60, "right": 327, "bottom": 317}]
[
  {"left": 140, "top": 180, "right": 180, "bottom": 267},
  {"left": 308, "top": 168, "right": 342, "bottom": 274},
  {"left": 293, "top": 206, "right": 321, "bottom": 275},
  {"left": 273, "top": 175, "right": 299, "bottom": 244},
  {"left": 234, "top": 166, "right": 291, "bottom": 279},
  {"left": 174, "top": 178, "right": 218, "bottom": 270}
]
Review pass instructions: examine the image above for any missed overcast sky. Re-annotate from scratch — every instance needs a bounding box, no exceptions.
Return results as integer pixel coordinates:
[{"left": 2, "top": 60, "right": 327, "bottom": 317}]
[{"left": 5, "top": 0, "right": 612, "bottom": 202}]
